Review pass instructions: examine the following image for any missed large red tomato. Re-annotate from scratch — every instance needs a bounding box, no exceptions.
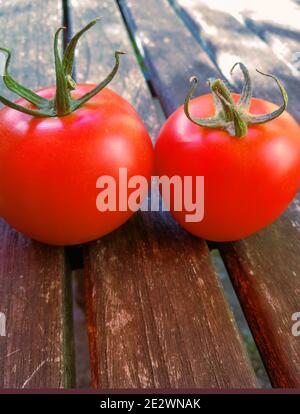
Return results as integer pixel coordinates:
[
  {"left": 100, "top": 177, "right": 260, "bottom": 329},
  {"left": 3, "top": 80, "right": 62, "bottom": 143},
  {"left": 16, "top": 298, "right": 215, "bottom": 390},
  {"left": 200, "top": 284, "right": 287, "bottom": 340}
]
[
  {"left": 155, "top": 70, "right": 300, "bottom": 241},
  {"left": 0, "top": 20, "right": 153, "bottom": 245},
  {"left": 0, "top": 85, "right": 153, "bottom": 245}
]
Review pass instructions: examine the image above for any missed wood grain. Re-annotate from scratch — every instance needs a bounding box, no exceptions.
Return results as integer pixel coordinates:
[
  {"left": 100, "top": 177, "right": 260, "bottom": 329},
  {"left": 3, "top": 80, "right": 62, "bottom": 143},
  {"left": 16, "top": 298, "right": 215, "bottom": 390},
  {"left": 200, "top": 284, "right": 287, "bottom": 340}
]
[
  {"left": 0, "top": 0, "right": 74, "bottom": 388},
  {"left": 120, "top": 0, "right": 221, "bottom": 116},
  {"left": 85, "top": 212, "right": 257, "bottom": 388},
  {"left": 70, "top": 0, "right": 257, "bottom": 388},
  {"left": 220, "top": 199, "right": 300, "bottom": 387},
  {"left": 233, "top": 0, "right": 300, "bottom": 77},
  {"left": 120, "top": 0, "right": 300, "bottom": 386},
  {"left": 173, "top": 0, "right": 300, "bottom": 119}
]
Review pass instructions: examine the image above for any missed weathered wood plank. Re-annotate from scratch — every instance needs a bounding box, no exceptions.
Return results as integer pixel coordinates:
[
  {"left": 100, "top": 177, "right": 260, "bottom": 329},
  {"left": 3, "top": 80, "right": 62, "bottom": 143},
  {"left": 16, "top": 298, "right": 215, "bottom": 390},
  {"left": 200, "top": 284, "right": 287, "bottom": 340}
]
[
  {"left": 0, "top": 0, "right": 74, "bottom": 388},
  {"left": 234, "top": 0, "right": 300, "bottom": 77},
  {"left": 172, "top": 0, "right": 300, "bottom": 387},
  {"left": 119, "top": 0, "right": 221, "bottom": 115},
  {"left": 121, "top": 0, "right": 300, "bottom": 386},
  {"left": 174, "top": 0, "right": 300, "bottom": 120},
  {"left": 220, "top": 198, "right": 300, "bottom": 387},
  {"left": 70, "top": 0, "right": 257, "bottom": 388},
  {"left": 84, "top": 213, "right": 258, "bottom": 388}
]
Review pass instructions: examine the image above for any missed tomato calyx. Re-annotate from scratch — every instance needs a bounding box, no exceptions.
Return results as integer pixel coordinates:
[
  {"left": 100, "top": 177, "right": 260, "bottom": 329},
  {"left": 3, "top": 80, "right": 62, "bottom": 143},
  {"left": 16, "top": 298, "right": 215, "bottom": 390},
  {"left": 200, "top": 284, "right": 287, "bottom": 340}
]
[
  {"left": 184, "top": 62, "right": 288, "bottom": 138},
  {"left": 0, "top": 18, "right": 125, "bottom": 117}
]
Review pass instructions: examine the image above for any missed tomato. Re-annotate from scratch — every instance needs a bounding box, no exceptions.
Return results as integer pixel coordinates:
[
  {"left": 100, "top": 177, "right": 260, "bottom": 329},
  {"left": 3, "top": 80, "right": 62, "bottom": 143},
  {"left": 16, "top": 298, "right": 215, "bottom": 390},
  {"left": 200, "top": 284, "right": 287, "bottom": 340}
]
[
  {"left": 0, "top": 20, "right": 154, "bottom": 245},
  {"left": 0, "top": 84, "right": 154, "bottom": 245},
  {"left": 155, "top": 89, "right": 300, "bottom": 241}
]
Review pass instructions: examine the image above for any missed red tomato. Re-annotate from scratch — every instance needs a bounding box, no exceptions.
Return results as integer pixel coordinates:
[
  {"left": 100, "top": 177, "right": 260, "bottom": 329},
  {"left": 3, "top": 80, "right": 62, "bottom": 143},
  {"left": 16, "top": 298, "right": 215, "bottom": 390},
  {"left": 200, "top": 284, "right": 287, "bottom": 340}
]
[
  {"left": 0, "top": 85, "right": 153, "bottom": 245},
  {"left": 155, "top": 93, "right": 300, "bottom": 241}
]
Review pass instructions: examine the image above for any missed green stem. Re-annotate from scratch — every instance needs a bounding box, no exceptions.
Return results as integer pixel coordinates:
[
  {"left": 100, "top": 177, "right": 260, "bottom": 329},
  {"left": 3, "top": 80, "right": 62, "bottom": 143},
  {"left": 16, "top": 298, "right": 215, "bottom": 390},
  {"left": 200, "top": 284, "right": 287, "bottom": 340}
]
[
  {"left": 0, "top": 18, "right": 125, "bottom": 118},
  {"left": 54, "top": 27, "right": 72, "bottom": 116},
  {"left": 184, "top": 62, "right": 288, "bottom": 137}
]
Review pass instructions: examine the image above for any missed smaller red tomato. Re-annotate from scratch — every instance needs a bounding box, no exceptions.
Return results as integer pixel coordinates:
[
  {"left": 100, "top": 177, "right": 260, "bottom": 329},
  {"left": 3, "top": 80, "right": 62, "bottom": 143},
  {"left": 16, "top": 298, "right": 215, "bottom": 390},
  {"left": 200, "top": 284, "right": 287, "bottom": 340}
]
[{"left": 155, "top": 64, "right": 300, "bottom": 241}]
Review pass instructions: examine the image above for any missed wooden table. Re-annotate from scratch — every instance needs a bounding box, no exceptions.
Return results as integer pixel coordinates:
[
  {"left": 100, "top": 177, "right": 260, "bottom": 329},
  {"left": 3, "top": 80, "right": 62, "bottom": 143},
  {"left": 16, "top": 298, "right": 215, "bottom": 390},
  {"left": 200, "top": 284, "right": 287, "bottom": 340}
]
[{"left": 0, "top": 0, "right": 299, "bottom": 389}]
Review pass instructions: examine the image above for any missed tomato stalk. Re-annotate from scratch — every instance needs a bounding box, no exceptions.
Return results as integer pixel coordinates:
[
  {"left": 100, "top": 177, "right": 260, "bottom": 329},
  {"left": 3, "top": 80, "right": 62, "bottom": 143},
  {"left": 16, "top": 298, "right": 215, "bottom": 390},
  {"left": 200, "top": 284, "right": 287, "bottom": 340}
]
[
  {"left": 184, "top": 62, "right": 288, "bottom": 137},
  {"left": 0, "top": 19, "right": 125, "bottom": 117}
]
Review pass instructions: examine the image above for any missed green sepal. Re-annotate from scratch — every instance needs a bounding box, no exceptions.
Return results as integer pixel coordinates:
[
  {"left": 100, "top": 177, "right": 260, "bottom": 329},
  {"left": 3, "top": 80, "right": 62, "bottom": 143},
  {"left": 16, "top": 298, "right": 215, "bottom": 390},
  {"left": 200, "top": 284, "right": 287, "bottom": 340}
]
[
  {"left": 0, "top": 47, "right": 50, "bottom": 109},
  {"left": 0, "top": 18, "right": 124, "bottom": 118},
  {"left": 184, "top": 62, "right": 288, "bottom": 138}
]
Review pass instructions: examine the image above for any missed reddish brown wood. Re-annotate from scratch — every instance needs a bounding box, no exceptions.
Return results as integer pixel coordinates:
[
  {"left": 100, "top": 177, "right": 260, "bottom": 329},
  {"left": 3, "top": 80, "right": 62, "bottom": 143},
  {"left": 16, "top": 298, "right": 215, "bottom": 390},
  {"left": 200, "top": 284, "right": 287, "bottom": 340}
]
[
  {"left": 71, "top": 0, "right": 257, "bottom": 388},
  {"left": 85, "top": 212, "right": 257, "bottom": 388},
  {"left": 0, "top": 221, "right": 67, "bottom": 388},
  {"left": 220, "top": 198, "right": 300, "bottom": 387},
  {"left": 120, "top": 0, "right": 300, "bottom": 387},
  {"left": 173, "top": 0, "right": 300, "bottom": 118},
  {"left": 0, "top": 0, "right": 74, "bottom": 388}
]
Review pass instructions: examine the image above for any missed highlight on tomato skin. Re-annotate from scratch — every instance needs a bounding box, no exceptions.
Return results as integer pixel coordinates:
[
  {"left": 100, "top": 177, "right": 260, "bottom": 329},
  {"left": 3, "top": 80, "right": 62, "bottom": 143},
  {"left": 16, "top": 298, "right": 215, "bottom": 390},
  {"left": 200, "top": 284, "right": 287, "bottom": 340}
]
[
  {"left": 154, "top": 64, "right": 300, "bottom": 242},
  {"left": 0, "top": 20, "right": 154, "bottom": 246}
]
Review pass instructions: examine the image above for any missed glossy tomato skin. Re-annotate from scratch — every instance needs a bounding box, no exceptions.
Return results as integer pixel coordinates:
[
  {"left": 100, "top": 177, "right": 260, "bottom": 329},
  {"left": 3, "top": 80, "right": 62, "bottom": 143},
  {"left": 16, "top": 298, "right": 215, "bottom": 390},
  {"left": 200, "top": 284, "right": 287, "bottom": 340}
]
[
  {"left": 0, "top": 84, "right": 154, "bottom": 245},
  {"left": 155, "top": 93, "right": 300, "bottom": 241}
]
